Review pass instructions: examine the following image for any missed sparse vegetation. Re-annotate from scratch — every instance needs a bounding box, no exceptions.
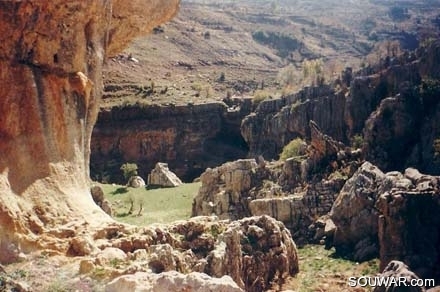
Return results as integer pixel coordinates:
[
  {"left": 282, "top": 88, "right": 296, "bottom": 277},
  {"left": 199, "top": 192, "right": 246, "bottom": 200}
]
[
  {"left": 280, "top": 138, "right": 307, "bottom": 160},
  {"left": 282, "top": 245, "right": 379, "bottom": 292},
  {"left": 252, "top": 89, "right": 272, "bottom": 107},
  {"left": 351, "top": 134, "right": 364, "bottom": 149}
]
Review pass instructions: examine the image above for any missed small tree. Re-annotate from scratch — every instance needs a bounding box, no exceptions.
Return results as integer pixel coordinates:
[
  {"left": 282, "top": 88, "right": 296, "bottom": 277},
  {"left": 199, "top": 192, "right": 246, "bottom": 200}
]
[
  {"left": 120, "top": 163, "right": 138, "bottom": 181},
  {"left": 280, "top": 138, "right": 307, "bottom": 160}
]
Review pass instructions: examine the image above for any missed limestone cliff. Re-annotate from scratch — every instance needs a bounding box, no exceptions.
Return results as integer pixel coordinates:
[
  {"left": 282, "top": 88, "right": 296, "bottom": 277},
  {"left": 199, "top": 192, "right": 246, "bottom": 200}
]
[
  {"left": 91, "top": 100, "right": 250, "bottom": 182},
  {"left": 0, "top": 0, "right": 179, "bottom": 263}
]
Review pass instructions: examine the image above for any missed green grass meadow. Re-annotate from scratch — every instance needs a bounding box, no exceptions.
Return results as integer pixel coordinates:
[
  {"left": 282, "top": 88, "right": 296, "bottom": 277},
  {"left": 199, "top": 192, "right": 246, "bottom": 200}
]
[{"left": 99, "top": 182, "right": 201, "bottom": 226}]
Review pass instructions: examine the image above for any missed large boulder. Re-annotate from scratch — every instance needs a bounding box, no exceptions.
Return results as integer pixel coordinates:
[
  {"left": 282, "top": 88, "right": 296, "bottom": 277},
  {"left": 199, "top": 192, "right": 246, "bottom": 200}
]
[
  {"left": 330, "top": 162, "right": 386, "bottom": 261},
  {"left": 148, "top": 162, "right": 183, "bottom": 187},
  {"left": 105, "top": 271, "right": 244, "bottom": 292},
  {"left": 376, "top": 171, "right": 440, "bottom": 281},
  {"left": 373, "top": 261, "right": 425, "bottom": 292}
]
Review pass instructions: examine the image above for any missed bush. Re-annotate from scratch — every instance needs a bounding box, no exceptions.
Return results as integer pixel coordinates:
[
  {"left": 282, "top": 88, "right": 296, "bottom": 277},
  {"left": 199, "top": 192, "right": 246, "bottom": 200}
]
[
  {"left": 280, "top": 138, "right": 307, "bottom": 160},
  {"left": 252, "top": 90, "right": 272, "bottom": 107},
  {"left": 351, "top": 134, "right": 364, "bottom": 149},
  {"left": 120, "top": 163, "right": 138, "bottom": 181}
]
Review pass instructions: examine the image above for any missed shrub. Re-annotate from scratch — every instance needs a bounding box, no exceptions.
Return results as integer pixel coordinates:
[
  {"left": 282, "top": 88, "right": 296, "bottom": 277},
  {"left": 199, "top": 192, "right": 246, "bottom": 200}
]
[
  {"left": 351, "top": 134, "right": 364, "bottom": 149},
  {"left": 252, "top": 90, "right": 272, "bottom": 107},
  {"left": 120, "top": 163, "right": 138, "bottom": 181},
  {"left": 280, "top": 138, "right": 307, "bottom": 160}
]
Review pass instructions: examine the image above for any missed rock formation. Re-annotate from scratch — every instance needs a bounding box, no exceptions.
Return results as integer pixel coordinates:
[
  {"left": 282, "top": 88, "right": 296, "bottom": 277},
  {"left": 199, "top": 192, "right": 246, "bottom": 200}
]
[
  {"left": 148, "top": 162, "right": 182, "bottom": 187},
  {"left": 73, "top": 216, "right": 298, "bottom": 292},
  {"left": 373, "top": 261, "right": 426, "bottom": 292},
  {"left": 192, "top": 157, "right": 347, "bottom": 244},
  {"left": 329, "top": 162, "right": 386, "bottom": 261},
  {"left": 0, "top": 0, "right": 180, "bottom": 263},
  {"left": 376, "top": 169, "right": 440, "bottom": 282},
  {"left": 91, "top": 99, "right": 251, "bottom": 183},
  {"left": 106, "top": 271, "right": 244, "bottom": 292},
  {"left": 241, "top": 40, "right": 440, "bottom": 175}
]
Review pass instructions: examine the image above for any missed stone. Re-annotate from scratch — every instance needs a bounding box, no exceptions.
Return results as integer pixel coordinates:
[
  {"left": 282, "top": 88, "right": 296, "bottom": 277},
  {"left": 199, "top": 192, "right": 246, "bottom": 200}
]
[
  {"left": 105, "top": 271, "right": 244, "bottom": 292},
  {"left": 329, "top": 162, "right": 386, "bottom": 261},
  {"left": 376, "top": 179, "right": 440, "bottom": 281},
  {"left": 68, "top": 236, "right": 99, "bottom": 257},
  {"left": 91, "top": 186, "right": 105, "bottom": 204},
  {"left": 127, "top": 176, "right": 146, "bottom": 188},
  {"left": 96, "top": 247, "right": 127, "bottom": 266},
  {"left": 0, "top": 0, "right": 180, "bottom": 262},
  {"left": 147, "top": 163, "right": 182, "bottom": 187},
  {"left": 373, "top": 261, "right": 425, "bottom": 292},
  {"left": 79, "top": 259, "right": 96, "bottom": 274}
]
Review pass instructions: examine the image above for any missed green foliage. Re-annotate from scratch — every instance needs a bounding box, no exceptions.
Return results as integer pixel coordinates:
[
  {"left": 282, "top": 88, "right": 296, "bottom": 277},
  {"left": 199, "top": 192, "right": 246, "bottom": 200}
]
[
  {"left": 351, "top": 134, "right": 364, "bottom": 149},
  {"left": 252, "top": 89, "right": 272, "bottom": 106},
  {"left": 120, "top": 163, "right": 138, "bottom": 180},
  {"left": 280, "top": 138, "right": 306, "bottom": 160}
]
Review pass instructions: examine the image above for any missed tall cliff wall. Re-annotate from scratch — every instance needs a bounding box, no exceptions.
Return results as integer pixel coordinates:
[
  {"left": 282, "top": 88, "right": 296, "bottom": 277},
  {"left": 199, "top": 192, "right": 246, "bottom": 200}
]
[
  {"left": 0, "top": 0, "right": 179, "bottom": 263},
  {"left": 91, "top": 100, "right": 250, "bottom": 183}
]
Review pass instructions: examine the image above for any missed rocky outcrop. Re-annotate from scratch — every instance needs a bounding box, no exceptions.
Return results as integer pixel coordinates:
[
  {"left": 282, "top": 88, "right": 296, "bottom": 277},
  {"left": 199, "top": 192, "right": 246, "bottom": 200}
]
[
  {"left": 106, "top": 271, "right": 244, "bottom": 292},
  {"left": 148, "top": 162, "right": 182, "bottom": 187},
  {"left": 373, "top": 261, "right": 425, "bottom": 292},
  {"left": 0, "top": 0, "right": 180, "bottom": 263},
  {"left": 241, "top": 85, "right": 348, "bottom": 159},
  {"left": 192, "top": 157, "right": 347, "bottom": 244},
  {"left": 376, "top": 170, "right": 440, "bottom": 281},
  {"left": 91, "top": 99, "right": 251, "bottom": 183},
  {"left": 241, "top": 41, "right": 440, "bottom": 175},
  {"left": 329, "top": 162, "right": 386, "bottom": 261},
  {"left": 78, "top": 216, "right": 298, "bottom": 292}
]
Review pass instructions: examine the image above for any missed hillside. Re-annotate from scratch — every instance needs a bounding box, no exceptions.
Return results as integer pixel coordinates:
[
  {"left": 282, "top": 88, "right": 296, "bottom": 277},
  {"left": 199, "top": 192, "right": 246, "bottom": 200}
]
[{"left": 102, "top": 0, "right": 440, "bottom": 107}]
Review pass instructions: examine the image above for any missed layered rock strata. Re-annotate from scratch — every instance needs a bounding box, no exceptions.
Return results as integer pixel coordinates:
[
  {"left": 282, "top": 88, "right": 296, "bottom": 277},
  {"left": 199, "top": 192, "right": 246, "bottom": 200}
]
[{"left": 91, "top": 99, "right": 251, "bottom": 183}]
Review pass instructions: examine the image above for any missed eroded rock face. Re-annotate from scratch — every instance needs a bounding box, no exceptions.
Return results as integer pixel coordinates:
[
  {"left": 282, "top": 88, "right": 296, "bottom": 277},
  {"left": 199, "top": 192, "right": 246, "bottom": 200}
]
[
  {"left": 192, "top": 157, "right": 347, "bottom": 244},
  {"left": 241, "top": 85, "right": 347, "bottom": 159},
  {"left": 0, "top": 0, "right": 180, "bottom": 263},
  {"left": 330, "top": 162, "right": 386, "bottom": 261},
  {"left": 106, "top": 271, "right": 244, "bottom": 292},
  {"left": 85, "top": 216, "right": 298, "bottom": 292},
  {"left": 148, "top": 162, "right": 182, "bottom": 187},
  {"left": 373, "top": 261, "right": 425, "bottom": 292},
  {"left": 377, "top": 173, "right": 440, "bottom": 282},
  {"left": 91, "top": 101, "right": 251, "bottom": 183}
]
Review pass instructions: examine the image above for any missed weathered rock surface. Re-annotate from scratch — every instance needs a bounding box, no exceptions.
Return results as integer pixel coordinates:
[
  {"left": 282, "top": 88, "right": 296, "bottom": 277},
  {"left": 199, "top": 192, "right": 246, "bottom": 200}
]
[
  {"left": 241, "top": 40, "right": 440, "bottom": 175},
  {"left": 91, "top": 100, "right": 251, "bottom": 183},
  {"left": 192, "top": 157, "right": 347, "bottom": 244},
  {"left": 377, "top": 172, "right": 440, "bottom": 282},
  {"left": 87, "top": 215, "right": 298, "bottom": 292},
  {"left": 373, "top": 261, "right": 425, "bottom": 292},
  {"left": 127, "top": 176, "right": 146, "bottom": 188},
  {"left": 241, "top": 85, "right": 348, "bottom": 159},
  {"left": 106, "top": 271, "right": 244, "bottom": 292},
  {"left": 330, "top": 162, "right": 386, "bottom": 261},
  {"left": 148, "top": 162, "right": 182, "bottom": 187},
  {"left": 0, "top": 0, "right": 180, "bottom": 263}
]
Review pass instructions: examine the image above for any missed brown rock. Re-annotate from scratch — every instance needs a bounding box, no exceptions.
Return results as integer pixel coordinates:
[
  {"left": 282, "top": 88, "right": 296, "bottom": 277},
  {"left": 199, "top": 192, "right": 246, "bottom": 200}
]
[{"left": 0, "top": 0, "right": 180, "bottom": 262}]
